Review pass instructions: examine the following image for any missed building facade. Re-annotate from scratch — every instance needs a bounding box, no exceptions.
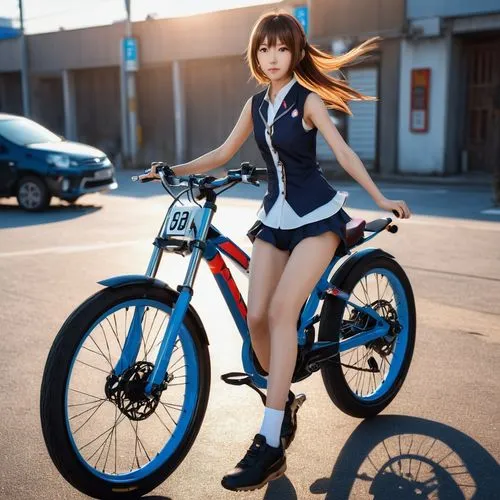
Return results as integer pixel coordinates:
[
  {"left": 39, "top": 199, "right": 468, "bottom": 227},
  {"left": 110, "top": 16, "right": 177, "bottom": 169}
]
[
  {"left": 0, "top": 0, "right": 408, "bottom": 174},
  {"left": 402, "top": 0, "right": 500, "bottom": 175},
  {"left": 8, "top": 1, "right": 496, "bottom": 177}
]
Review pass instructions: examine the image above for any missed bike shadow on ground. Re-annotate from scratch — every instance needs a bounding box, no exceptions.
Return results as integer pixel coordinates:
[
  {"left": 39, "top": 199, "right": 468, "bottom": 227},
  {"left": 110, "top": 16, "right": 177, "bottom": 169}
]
[
  {"left": 0, "top": 202, "right": 101, "bottom": 229},
  {"left": 262, "top": 414, "right": 499, "bottom": 499}
]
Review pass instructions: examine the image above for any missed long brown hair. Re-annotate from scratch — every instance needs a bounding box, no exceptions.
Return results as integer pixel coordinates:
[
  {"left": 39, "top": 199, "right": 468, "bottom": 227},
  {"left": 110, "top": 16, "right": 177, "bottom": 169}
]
[{"left": 246, "top": 10, "right": 379, "bottom": 115}]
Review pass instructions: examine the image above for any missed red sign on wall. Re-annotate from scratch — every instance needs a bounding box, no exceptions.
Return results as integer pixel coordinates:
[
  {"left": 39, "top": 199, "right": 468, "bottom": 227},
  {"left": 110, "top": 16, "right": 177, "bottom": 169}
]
[{"left": 410, "top": 68, "right": 431, "bottom": 133}]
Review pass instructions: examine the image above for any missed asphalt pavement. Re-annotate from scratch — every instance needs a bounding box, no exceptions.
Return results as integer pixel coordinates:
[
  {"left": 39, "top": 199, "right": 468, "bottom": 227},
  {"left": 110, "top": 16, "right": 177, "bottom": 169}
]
[{"left": 0, "top": 170, "right": 499, "bottom": 499}]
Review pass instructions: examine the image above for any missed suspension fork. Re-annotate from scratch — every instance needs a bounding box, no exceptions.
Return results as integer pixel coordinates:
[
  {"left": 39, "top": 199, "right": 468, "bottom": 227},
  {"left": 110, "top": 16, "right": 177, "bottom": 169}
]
[
  {"left": 143, "top": 199, "right": 216, "bottom": 395},
  {"left": 112, "top": 198, "right": 216, "bottom": 393}
]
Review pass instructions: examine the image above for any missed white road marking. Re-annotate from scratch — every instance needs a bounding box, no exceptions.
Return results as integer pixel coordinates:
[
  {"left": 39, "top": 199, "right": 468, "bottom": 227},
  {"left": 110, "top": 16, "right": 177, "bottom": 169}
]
[{"left": 0, "top": 239, "right": 149, "bottom": 258}]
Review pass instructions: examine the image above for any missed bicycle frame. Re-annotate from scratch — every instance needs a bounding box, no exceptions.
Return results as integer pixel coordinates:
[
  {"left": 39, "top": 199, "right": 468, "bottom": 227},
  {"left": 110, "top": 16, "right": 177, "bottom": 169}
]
[{"left": 110, "top": 197, "right": 390, "bottom": 394}]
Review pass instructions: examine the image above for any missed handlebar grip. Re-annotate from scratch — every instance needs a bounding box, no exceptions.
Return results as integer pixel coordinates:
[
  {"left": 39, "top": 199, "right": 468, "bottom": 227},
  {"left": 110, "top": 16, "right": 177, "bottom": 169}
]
[
  {"left": 253, "top": 167, "right": 268, "bottom": 178},
  {"left": 131, "top": 175, "right": 156, "bottom": 183}
]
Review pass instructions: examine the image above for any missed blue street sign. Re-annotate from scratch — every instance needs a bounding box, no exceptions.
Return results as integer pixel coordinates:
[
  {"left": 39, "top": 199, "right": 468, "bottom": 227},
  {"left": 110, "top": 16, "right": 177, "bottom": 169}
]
[
  {"left": 122, "top": 37, "right": 138, "bottom": 72},
  {"left": 0, "top": 26, "right": 21, "bottom": 41},
  {"left": 294, "top": 6, "right": 309, "bottom": 36}
]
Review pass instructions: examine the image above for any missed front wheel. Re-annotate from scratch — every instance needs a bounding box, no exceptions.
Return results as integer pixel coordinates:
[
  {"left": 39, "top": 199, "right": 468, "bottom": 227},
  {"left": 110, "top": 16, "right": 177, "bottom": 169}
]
[
  {"left": 17, "top": 175, "right": 51, "bottom": 211},
  {"left": 319, "top": 255, "right": 416, "bottom": 418},
  {"left": 40, "top": 283, "right": 211, "bottom": 499}
]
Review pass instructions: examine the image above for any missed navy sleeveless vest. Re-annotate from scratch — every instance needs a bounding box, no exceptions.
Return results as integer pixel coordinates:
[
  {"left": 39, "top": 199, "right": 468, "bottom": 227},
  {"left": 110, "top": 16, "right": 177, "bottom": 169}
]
[{"left": 251, "top": 81, "right": 337, "bottom": 217}]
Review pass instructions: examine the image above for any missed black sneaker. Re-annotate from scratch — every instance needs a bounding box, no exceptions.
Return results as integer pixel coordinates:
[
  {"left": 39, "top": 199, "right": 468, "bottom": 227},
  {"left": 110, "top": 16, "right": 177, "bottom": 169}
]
[
  {"left": 281, "top": 391, "right": 307, "bottom": 450},
  {"left": 221, "top": 434, "right": 286, "bottom": 491}
]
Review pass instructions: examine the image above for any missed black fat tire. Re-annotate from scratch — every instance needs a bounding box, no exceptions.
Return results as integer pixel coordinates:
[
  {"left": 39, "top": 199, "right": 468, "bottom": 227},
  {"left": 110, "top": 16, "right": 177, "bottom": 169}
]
[
  {"left": 319, "top": 256, "right": 416, "bottom": 418},
  {"left": 40, "top": 284, "right": 211, "bottom": 499},
  {"left": 16, "top": 175, "right": 51, "bottom": 211}
]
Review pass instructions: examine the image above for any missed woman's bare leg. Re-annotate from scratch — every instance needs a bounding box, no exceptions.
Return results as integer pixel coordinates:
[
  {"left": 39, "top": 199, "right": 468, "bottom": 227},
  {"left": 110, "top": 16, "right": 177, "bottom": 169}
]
[
  {"left": 247, "top": 238, "right": 289, "bottom": 373},
  {"left": 266, "top": 232, "right": 341, "bottom": 410}
]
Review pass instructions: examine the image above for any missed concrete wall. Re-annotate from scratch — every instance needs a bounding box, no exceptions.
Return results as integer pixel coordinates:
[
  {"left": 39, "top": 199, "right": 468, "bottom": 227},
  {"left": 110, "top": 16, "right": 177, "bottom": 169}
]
[
  {"left": 407, "top": 0, "right": 500, "bottom": 20},
  {"left": 0, "top": 38, "right": 20, "bottom": 72},
  {"left": 311, "top": 0, "right": 404, "bottom": 39},
  {"left": 444, "top": 36, "right": 467, "bottom": 175},
  {"left": 31, "top": 76, "right": 64, "bottom": 135},
  {"left": 74, "top": 67, "right": 122, "bottom": 157},
  {"left": 183, "top": 55, "right": 262, "bottom": 168},
  {"left": 378, "top": 38, "right": 401, "bottom": 174},
  {"left": 136, "top": 64, "right": 175, "bottom": 163},
  {"left": 398, "top": 37, "right": 451, "bottom": 174},
  {"left": 0, "top": 72, "right": 22, "bottom": 114}
]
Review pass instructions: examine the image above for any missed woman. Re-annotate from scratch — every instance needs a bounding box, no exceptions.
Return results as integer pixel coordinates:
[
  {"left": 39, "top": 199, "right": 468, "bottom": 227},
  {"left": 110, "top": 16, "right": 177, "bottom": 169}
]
[{"left": 142, "top": 10, "right": 411, "bottom": 492}]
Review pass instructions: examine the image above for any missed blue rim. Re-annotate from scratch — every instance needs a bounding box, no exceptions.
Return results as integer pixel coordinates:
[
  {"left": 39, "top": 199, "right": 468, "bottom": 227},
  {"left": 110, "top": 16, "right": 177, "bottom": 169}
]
[
  {"left": 64, "top": 298, "right": 199, "bottom": 483},
  {"left": 343, "top": 268, "right": 410, "bottom": 402}
]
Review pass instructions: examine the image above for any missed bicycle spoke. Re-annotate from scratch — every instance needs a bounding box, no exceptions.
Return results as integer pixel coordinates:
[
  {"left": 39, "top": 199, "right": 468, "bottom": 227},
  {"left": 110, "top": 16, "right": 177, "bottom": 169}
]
[
  {"left": 169, "top": 364, "right": 187, "bottom": 375},
  {"left": 169, "top": 354, "right": 185, "bottom": 370},
  {"left": 74, "top": 400, "right": 107, "bottom": 434},
  {"left": 144, "top": 308, "right": 160, "bottom": 354},
  {"left": 69, "top": 400, "right": 107, "bottom": 421},
  {"left": 140, "top": 307, "right": 149, "bottom": 362},
  {"left": 89, "top": 333, "right": 113, "bottom": 370},
  {"left": 80, "top": 412, "right": 127, "bottom": 453},
  {"left": 159, "top": 400, "right": 181, "bottom": 426},
  {"left": 113, "top": 313, "right": 123, "bottom": 351},
  {"left": 104, "top": 316, "right": 122, "bottom": 354},
  {"left": 70, "top": 388, "right": 107, "bottom": 401},
  {"left": 129, "top": 420, "right": 151, "bottom": 470},
  {"left": 76, "top": 359, "right": 111, "bottom": 374},
  {"left": 145, "top": 313, "right": 169, "bottom": 358},
  {"left": 102, "top": 405, "right": 118, "bottom": 473},
  {"left": 153, "top": 409, "right": 173, "bottom": 435}
]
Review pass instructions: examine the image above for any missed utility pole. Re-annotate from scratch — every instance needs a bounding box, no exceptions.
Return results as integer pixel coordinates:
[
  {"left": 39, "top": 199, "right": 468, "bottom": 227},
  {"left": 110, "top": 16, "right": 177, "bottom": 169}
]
[
  {"left": 123, "top": 0, "right": 138, "bottom": 166},
  {"left": 18, "top": 0, "right": 31, "bottom": 116}
]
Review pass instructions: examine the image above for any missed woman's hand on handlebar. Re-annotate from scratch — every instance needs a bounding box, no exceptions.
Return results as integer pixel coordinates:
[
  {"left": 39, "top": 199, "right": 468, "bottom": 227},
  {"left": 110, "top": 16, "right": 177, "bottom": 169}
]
[{"left": 136, "top": 162, "right": 176, "bottom": 183}]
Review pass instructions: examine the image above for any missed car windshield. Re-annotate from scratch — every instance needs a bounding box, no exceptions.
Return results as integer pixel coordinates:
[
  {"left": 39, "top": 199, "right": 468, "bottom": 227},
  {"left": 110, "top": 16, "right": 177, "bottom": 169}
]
[{"left": 0, "top": 118, "right": 62, "bottom": 146}]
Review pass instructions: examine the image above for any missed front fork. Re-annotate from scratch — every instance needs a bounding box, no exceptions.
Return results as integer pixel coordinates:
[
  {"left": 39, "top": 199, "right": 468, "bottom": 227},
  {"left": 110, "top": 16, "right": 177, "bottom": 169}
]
[{"left": 113, "top": 202, "right": 216, "bottom": 396}]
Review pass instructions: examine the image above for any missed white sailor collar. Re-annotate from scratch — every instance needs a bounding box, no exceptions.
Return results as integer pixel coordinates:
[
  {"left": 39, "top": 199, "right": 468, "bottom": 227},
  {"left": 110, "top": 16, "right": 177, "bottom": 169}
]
[{"left": 263, "top": 76, "right": 298, "bottom": 107}]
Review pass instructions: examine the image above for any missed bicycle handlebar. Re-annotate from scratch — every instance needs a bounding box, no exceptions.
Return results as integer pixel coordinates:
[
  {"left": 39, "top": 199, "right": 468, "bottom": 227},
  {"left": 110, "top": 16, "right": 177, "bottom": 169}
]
[{"left": 131, "top": 162, "right": 267, "bottom": 191}]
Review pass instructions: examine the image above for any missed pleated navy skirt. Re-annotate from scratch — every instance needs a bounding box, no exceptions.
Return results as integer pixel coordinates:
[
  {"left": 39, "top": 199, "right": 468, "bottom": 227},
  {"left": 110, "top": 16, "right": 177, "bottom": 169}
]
[{"left": 247, "top": 207, "right": 352, "bottom": 256}]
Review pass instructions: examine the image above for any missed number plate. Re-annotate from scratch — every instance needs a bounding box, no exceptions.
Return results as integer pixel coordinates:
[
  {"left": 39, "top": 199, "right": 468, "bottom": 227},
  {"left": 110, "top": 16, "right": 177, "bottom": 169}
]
[
  {"left": 94, "top": 168, "right": 112, "bottom": 180},
  {"left": 164, "top": 205, "right": 200, "bottom": 238}
]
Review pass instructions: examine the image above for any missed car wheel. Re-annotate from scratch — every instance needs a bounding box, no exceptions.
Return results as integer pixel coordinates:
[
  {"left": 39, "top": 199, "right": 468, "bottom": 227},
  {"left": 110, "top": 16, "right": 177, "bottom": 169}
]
[{"left": 17, "top": 176, "right": 51, "bottom": 211}]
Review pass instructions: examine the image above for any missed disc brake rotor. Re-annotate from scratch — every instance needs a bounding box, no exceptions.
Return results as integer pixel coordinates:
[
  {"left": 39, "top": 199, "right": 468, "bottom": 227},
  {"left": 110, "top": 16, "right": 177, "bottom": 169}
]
[{"left": 105, "top": 361, "right": 167, "bottom": 421}]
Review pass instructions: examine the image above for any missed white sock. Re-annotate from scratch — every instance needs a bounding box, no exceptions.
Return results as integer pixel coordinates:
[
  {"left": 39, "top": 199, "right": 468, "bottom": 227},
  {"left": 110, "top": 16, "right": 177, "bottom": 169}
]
[{"left": 258, "top": 406, "right": 284, "bottom": 448}]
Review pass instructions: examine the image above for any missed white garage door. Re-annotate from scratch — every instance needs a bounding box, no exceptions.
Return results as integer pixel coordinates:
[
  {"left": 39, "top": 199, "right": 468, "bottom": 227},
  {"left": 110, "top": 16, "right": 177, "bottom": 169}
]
[
  {"left": 316, "top": 66, "right": 378, "bottom": 167},
  {"left": 347, "top": 67, "right": 378, "bottom": 167}
]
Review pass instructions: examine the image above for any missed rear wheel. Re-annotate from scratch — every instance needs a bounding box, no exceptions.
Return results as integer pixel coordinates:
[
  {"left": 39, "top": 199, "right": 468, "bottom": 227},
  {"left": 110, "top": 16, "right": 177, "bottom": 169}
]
[
  {"left": 17, "top": 175, "right": 51, "bottom": 211},
  {"left": 319, "top": 256, "right": 416, "bottom": 418},
  {"left": 40, "top": 284, "right": 211, "bottom": 498}
]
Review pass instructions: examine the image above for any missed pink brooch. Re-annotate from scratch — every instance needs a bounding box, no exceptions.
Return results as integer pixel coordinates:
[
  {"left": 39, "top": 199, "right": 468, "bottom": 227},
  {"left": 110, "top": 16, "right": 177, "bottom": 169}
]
[
  {"left": 283, "top": 100, "right": 287, "bottom": 109},
  {"left": 291, "top": 109, "right": 299, "bottom": 118}
]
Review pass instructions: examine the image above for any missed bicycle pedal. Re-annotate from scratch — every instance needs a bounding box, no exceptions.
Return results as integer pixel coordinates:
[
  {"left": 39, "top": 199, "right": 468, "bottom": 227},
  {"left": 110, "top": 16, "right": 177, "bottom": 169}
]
[
  {"left": 295, "top": 394, "right": 306, "bottom": 407},
  {"left": 292, "top": 394, "right": 306, "bottom": 412},
  {"left": 221, "top": 371, "right": 267, "bottom": 405}
]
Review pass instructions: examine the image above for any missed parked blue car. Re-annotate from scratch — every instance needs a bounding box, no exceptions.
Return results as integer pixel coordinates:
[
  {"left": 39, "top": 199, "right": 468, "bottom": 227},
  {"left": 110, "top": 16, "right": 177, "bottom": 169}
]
[{"left": 0, "top": 113, "right": 118, "bottom": 211}]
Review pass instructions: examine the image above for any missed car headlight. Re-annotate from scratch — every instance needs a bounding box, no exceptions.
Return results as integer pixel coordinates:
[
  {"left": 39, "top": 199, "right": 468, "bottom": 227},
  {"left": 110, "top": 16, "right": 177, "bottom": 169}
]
[{"left": 47, "top": 154, "right": 70, "bottom": 168}]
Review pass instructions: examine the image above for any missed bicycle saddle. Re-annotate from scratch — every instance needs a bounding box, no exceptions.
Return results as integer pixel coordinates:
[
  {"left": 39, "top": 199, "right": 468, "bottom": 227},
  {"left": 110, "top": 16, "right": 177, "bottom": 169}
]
[{"left": 345, "top": 218, "right": 366, "bottom": 247}]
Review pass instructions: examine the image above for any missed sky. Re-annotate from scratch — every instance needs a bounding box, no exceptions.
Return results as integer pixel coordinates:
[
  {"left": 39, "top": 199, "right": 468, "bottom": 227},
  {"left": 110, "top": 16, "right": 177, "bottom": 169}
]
[{"left": 2, "top": 0, "right": 278, "bottom": 34}]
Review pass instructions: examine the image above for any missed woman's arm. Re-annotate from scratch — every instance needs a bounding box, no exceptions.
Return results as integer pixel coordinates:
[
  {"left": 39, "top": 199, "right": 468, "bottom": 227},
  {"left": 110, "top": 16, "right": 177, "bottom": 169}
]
[
  {"left": 144, "top": 97, "right": 253, "bottom": 179},
  {"left": 304, "top": 93, "right": 410, "bottom": 219}
]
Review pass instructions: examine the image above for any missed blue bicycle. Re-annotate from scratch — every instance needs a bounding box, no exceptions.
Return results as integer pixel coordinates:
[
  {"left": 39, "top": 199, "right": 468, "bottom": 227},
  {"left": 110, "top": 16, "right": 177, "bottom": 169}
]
[{"left": 40, "top": 162, "right": 416, "bottom": 498}]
